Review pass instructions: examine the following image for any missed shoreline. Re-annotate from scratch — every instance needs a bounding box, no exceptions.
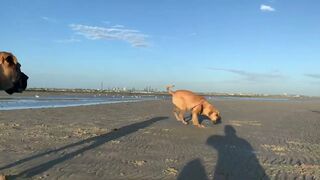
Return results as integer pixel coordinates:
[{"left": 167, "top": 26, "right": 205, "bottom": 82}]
[
  {"left": 0, "top": 99, "right": 143, "bottom": 111},
  {"left": 3, "top": 89, "right": 314, "bottom": 99}
]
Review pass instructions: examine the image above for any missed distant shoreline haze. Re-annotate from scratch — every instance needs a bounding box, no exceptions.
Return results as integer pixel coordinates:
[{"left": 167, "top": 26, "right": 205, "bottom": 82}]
[{"left": 22, "top": 88, "right": 311, "bottom": 98}]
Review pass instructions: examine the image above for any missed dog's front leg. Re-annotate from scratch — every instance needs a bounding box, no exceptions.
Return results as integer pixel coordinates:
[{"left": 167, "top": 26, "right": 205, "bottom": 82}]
[{"left": 192, "top": 105, "right": 205, "bottom": 128}]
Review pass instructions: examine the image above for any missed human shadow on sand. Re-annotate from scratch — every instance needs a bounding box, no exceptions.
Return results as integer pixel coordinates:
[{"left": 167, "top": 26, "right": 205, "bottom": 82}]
[
  {"left": 207, "top": 125, "right": 269, "bottom": 179},
  {"left": 178, "top": 125, "right": 269, "bottom": 180},
  {"left": 1, "top": 116, "right": 167, "bottom": 179}
]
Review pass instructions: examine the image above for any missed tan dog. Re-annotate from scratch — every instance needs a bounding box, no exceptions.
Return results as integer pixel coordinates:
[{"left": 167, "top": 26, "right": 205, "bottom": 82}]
[
  {"left": 167, "top": 85, "right": 220, "bottom": 128},
  {"left": 0, "top": 51, "right": 28, "bottom": 94},
  {"left": 0, "top": 174, "right": 5, "bottom": 180},
  {"left": 0, "top": 52, "right": 27, "bottom": 179}
]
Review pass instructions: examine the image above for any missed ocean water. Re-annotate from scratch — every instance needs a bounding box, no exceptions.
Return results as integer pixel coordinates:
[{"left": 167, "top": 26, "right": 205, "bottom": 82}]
[
  {"left": 0, "top": 94, "right": 291, "bottom": 111},
  {"left": 0, "top": 95, "right": 164, "bottom": 110}
]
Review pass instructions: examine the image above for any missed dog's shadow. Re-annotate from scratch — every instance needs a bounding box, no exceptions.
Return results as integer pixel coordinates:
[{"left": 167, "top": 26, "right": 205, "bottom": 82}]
[
  {"left": 185, "top": 114, "right": 222, "bottom": 125},
  {"left": 311, "top": 110, "right": 320, "bottom": 114},
  {"left": 1, "top": 116, "right": 168, "bottom": 179}
]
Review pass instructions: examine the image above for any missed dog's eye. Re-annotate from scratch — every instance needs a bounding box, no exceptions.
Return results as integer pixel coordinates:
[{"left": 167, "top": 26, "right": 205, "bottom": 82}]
[{"left": 208, "top": 111, "right": 213, "bottom": 116}]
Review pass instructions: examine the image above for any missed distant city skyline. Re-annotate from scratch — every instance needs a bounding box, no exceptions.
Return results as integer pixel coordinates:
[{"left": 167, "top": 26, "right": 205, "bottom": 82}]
[{"left": 1, "top": 1, "right": 320, "bottom": 96}]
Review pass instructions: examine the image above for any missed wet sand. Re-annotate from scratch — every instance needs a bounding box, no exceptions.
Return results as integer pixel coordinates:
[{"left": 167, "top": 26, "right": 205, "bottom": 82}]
[{"left": 0, "top": 98, "right": 320, "bottom": 179}]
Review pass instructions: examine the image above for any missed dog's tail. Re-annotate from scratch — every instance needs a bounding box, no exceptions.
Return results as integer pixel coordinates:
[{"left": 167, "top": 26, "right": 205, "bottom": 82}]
[{"left": 166, "top": 85, "right": 175, "bottom": 95}]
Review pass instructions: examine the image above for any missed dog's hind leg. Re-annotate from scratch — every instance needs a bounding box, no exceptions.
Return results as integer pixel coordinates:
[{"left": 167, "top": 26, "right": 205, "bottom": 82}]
[
  {"left": 173, "top": 106, "right": 187, "bottom": 125},
  {"left": 173, "top": 106, "right": 181, "bottom": 121},
  {"left": 178, "top": 110, "right": 188, "bottom": 125}
]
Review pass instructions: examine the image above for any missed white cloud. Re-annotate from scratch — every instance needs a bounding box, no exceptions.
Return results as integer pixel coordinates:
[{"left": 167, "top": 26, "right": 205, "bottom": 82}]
[
  {"left": 69, "top": 24, "right": 149, "bottom": 47},
  {"left": 260, "top": 4, "right": 275, "bottom": 12}
]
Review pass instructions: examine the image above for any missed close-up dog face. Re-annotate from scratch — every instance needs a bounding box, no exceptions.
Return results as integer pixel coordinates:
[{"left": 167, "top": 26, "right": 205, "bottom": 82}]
[
  {"left": 202, "top": 103, "right": 220, "bottom": 123},
  {"left": 0, "top": 52, "right": 28, "bottom": 94},
  {"left": 208, "top": 111, "right": 220, "bottom": 123}
]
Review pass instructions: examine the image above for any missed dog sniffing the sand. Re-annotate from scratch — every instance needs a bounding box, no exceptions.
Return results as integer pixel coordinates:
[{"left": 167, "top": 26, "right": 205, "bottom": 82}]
[
  {"left": 167, "top": 85, "right": 220, "bottom": 128},
  {"left": 0, "top": 51, "right": 28, "bottom": 94}
]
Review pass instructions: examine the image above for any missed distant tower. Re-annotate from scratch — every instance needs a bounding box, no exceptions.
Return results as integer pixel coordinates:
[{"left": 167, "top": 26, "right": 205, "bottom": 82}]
[{"left": 100, "top": 82, "right": 104, "bottom": 91}]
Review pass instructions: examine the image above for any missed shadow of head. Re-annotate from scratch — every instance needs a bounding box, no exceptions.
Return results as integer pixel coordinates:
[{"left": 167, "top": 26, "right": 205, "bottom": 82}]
[
  {"left": 225, "top": 125, "right": 236, "bottom": 136},
  {"left": 206, "top": 125, "right": 238, "bottom": 148},
  {"left": 177, "top": 158, "right": 209, "bottom": 180}
]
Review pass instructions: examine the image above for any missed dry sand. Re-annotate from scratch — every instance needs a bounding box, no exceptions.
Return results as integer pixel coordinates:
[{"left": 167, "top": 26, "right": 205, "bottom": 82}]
[{"left": 0, "top": 98, "right": 320, "bottom": 179}]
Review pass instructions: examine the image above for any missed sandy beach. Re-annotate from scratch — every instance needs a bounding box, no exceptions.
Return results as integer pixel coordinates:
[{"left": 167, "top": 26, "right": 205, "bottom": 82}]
[{"left": 0, "top": 96, "right": 320, "bottom": 179}]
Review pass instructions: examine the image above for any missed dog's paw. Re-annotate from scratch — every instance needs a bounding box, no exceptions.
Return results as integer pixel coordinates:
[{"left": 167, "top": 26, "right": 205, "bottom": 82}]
[
  {"left": 182, "top": 121, "right": 188, "bottom": 125},
  {"left": 196, "top": 124, "right": 205, "bottom": 128}
]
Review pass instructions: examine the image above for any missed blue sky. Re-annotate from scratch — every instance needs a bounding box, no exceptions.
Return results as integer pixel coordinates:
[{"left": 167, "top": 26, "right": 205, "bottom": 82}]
[{"left": 1, "top": 0, "right": 320, "bottom": 96}]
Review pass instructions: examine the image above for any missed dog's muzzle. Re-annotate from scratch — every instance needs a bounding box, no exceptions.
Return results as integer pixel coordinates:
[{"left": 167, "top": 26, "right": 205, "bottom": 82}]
[{"left": 5, "top": 72, "right": 28, "bottom": 94}]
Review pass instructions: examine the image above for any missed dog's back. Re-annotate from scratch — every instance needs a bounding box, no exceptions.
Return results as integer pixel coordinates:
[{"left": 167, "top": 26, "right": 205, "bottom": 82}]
[{"left": 167, "top": 86, "right": 205, "bottom": 110}]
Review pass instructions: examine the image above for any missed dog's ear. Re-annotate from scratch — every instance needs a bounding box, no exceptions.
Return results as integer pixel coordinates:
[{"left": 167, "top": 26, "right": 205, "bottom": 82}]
[
  {"left": 0, "top": 54, "right": 4, "bottom": 64},
  {"left": 0, "top": 55, "right": 16, "bottom": 65},
  {"left": 5, "top": 55, "right": 16, "bottom": 65}
]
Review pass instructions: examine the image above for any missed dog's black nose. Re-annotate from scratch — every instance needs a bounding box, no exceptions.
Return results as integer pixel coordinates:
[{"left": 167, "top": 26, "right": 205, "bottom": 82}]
[
  {"left": 20, "top": 72, "right": 28, "bottom": 89},
  {"left": 21, "top": 72, "right": 29, "bottom": 80}
]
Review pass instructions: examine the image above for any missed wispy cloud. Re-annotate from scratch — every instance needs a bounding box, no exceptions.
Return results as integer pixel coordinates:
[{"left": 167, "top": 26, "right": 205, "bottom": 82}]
[
  {"left": 305, "top": 73, "right": 320, "bottom": 79},
  {"left": 112, "top": 25, "right": 125, "bottom": 28},
  {"left": 54, "top": 38, "right": 81, "bottom": 43},
  {"left": 260, "top": 4, "right": 275, "bottom": 12},
  {"left": 208, "top": 68, "right": 283, "bottom": 81},
  {"left": 189, "top": 32, "right": 198, "bottom": 36},
  {"left": 41, "top": 16, "right": 58, "bottom": 23},
  {"left": 69, "top": 24, "right": 149, "bottom": 47}
]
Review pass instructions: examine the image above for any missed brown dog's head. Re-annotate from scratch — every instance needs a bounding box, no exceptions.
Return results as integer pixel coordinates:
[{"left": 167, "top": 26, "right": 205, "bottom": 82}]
[
  {"left": 202, "top": 101, "right": 221, "bottom": 123},
  {"left": 0, "top": 52, "right": 28, "bottom": 94}
]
